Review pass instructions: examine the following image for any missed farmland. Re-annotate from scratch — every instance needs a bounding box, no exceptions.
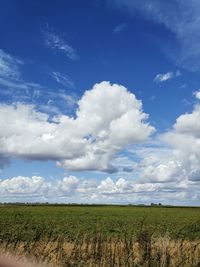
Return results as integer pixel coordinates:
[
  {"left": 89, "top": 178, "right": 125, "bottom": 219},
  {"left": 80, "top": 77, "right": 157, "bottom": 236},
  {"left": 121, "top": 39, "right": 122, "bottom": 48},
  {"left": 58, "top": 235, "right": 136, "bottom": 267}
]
[{"left": 0, "top": 205, "right": 200, "bottom": 266}]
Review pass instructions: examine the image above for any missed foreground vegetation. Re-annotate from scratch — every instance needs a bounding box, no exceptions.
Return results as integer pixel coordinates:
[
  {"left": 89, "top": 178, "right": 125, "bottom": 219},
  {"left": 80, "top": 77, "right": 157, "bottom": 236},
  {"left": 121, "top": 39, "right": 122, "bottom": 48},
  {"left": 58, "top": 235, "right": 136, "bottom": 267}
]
[
  {"left": 0, "top": 205, "right": 200, "bottom": 266},
  {"left": 1, "top": 234, "right": 200, "bottom": 267}
]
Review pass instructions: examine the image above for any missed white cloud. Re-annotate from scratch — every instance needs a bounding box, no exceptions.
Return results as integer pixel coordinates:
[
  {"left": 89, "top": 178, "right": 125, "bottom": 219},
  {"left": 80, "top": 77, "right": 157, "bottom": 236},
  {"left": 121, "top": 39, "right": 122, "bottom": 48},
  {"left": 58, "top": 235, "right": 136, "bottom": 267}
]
[
  {"left": 42, "top": 29, "right": 78, "bottom": 61},
  {"left": 154, "top": 70, "right": 181, "bottom": 83},
  {"left": 0, "top": 81, "right": 154, "bottom": 172},
  {"left": 140, "top": 161, "right": 183, "bottom": 183},
  {"left": 2, "top": 98, "right": 200, "bottom": 204},
  {"left": 154, "top": 72, "right": 173, "bottom": 82},
  {"left": 194, "top": 89, "right": 200, "bottom": 100},
  {"left": 111, "top": 0, "right": 200, "bottom": 72},
  {"left": 0, "top": 175, "right": 198, "bottom": 205},
  {"left": 0, "top": 176, "right": 47, "bottom": 195},
  {"left": 163, "top": 106, "right": 200, "bottom": 178},
  {"left": 135, "top": 101, "right": 200, "bottom": 192},
  {"left": 57, "top": 176, "right": 79, "bottom": 194}
]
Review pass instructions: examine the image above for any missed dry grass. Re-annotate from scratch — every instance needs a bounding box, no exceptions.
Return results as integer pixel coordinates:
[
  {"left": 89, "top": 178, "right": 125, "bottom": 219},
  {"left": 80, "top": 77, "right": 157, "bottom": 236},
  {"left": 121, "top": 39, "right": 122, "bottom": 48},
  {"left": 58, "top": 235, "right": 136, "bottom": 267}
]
[{"left": 0, "top": 234, "right": 200, "bottom": 267}]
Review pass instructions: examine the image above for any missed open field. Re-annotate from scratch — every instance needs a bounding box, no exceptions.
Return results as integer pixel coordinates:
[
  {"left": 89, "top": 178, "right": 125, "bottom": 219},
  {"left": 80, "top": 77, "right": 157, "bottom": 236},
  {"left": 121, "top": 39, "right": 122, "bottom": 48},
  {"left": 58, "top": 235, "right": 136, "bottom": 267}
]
[
  {"left": 0, "top": 205, "right": 200, "bottom": 266},
  {"left": 0, "top": 205, "right": 200, "bottom": 240}
]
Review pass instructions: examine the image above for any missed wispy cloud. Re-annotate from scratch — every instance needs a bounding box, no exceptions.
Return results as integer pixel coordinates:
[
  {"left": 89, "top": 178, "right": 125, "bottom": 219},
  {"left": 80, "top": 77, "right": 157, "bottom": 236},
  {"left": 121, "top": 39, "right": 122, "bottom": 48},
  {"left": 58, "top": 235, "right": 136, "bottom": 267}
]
[
  {"left": 42, "top": 29, "right": 78, "bottom": 61},
  {"left": 110, "top": 0, "right": 200, "bottom": 72},
  {"left": 0, "top": 49, "right": 23, "bottom": 79},
  {"left": 113, "top": 23, "right": 127, "bottom": 33},
  {"left": 51, "top": 71, "right": 74, "bottom": 88},
  {"left": 0, "top": 49, "right": 42, "bottom": 93},
  {"left": 0, "top": 48, "right": 78, "bottom": 114},
  {"left": 154, "top": 70, "right": 181, "bottom": 83}
]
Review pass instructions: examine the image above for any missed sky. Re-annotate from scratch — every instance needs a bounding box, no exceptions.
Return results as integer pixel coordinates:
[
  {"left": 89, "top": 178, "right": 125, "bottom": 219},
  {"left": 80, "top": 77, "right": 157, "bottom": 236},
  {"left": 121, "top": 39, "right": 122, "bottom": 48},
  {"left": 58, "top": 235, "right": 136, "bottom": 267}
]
[{"left": 0, "top": 0, "right": 200, "bottom": 205}]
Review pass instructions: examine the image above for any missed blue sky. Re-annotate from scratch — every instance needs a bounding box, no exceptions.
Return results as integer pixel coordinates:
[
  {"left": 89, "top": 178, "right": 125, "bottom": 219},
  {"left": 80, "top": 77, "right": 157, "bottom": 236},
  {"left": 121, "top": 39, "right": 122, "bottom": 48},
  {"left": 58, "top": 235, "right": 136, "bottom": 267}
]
[{"left": 0, "top": 0, "right": 200, "bottom": 205}]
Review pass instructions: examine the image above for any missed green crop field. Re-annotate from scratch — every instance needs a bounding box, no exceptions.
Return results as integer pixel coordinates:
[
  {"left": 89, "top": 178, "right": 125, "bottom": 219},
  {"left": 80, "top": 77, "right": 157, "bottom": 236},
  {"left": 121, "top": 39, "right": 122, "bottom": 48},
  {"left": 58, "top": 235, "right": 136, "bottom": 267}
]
[
  {"left": 0, "top": 205, "right": 200, "bottom": 241},
  {"left": 0, "top": 205, "right": 200, "bottom": 266}
]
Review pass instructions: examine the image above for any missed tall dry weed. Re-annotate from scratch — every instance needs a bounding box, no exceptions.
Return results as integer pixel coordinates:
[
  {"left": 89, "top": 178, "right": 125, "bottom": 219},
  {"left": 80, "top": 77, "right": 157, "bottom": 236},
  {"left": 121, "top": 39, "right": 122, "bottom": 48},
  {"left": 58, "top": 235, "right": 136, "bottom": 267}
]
[{"left": 0, "top": 234, "right": 200, "bottom": 267}]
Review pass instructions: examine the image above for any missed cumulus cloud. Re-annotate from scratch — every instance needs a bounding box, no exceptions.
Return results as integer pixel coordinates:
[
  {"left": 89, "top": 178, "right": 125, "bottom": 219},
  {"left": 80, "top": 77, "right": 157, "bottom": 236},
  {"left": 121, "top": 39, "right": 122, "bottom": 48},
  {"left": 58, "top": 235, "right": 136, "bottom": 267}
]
[
  {"left": 2, "top": 96, "right": 200, "bottom": 204},
  {"left": 57, "top": 176, "right": 79, "bottom": 194},
  {"left": 110, "top": 0, "right": 200, "bottom": 72},
  {"left": 162, "top": 105, "right": 200, "bottom": 179},
  {"left": 0, "top": 175, "right": 79, "bottom": 200},
  {"left": 0, "top": 81, "right": 154, "bottom": 172},
  {"left": 136, "top": 101, "right": 200, "bottom": 194},
  {"left": 42, "top": 29, "right": 78, "bottom": 61},
  {"left": 0, "top": 176, "right": 47, "bottom": 196},
  {"left": 0, "top": 175, "right": 198, "bottom": 205},
  {"left": 140, "top": 161, "right": 184, "bottom": 183}
]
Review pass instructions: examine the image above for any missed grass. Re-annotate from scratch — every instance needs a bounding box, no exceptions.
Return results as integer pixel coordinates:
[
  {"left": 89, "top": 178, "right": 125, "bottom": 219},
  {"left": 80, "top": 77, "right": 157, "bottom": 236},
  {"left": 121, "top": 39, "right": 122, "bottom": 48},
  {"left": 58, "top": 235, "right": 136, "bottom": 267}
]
[{"left": 0, "top": 205, "right": 200, "bottom": 266}]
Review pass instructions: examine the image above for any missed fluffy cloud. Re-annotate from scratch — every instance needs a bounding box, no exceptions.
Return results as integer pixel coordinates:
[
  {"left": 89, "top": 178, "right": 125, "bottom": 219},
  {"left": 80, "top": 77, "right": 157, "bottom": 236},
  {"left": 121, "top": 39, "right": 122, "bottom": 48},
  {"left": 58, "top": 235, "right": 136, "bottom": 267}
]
[
  {"left": 0, "top": 175, "right": 198, "bottom": 205},
  {"left": 0, "top": 81, "right": 154, "bottom": 172},
  {"left": 137, "top": 100, "right": 200, "bottom": 189},
  {"left": 140, "top": 161, "right": 183, "bottom": 183},
  {"left": 194, "top": 90, "right": 200, "bottom": 100},
  {"left": 2, "top": 97, "right": 200, "bottom": 204},
  {"left": 57, "top": 176, "right": 79, "bottom": 194},
  {"left": 0, "top": 176, "right": 47, "bottom": 195},
  {"left": 163, "top": 105, "right": 200, "bottom": 180}
]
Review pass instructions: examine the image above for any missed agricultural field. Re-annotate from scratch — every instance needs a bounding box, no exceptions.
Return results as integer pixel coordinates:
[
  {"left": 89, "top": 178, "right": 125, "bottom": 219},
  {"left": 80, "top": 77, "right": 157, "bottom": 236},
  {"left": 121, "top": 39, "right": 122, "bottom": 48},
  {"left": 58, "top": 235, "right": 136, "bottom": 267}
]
[{"left": 0, "top": 205, "right": 200, "bottom": 266}]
